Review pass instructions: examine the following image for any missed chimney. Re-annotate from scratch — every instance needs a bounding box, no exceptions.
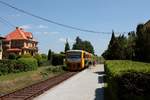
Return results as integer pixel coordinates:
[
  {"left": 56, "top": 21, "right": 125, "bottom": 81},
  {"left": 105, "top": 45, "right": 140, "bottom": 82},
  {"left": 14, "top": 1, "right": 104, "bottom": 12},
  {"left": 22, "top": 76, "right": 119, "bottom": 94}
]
[
  {"left": 16, "top": 27, "right": 19, "bottom": 30},
  {"left": 20, "top": 28, "right": 23, "bottom": 30}
]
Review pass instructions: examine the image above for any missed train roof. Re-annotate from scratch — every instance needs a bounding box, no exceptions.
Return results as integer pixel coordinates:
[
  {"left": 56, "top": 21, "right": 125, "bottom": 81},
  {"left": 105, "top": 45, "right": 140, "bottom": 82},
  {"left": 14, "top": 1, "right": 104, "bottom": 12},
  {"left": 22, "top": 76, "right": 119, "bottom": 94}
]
[
  {"left": 66, "top": 50, "right": 83, "bottom": 53},
  {"left": 66, "top": 50, "right": 93, "bottom": 55}
]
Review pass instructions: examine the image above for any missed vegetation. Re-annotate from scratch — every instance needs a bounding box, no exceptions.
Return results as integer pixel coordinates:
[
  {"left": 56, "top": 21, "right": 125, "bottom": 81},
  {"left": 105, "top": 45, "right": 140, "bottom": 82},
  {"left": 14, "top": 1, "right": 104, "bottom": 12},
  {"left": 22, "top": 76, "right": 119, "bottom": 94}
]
[
  {"left": 102, "top": 31, "right": 135, "bottom": 60},
  {"left": 21, "top": 53, "right": 32, "bottom": 58},
  {"left": 102, "top": 20, "right": 150, "bottom": 62},
  {"left": 8, "top": 53, "right": 17, "bottom": 60},
  {"left": 34, "top": 54, "right": 49, "bottom": 66},
  {"left": 0, "top": 58, "right": 38, "bottom": 75},
  {"left": 47, "top": 66, "right": 65, "bottom": 73},
  {"left": 105, "top": 60, "right": 150, "bottom": 100},
  {"left": 0, "top": 50, "right": 66, "bottom": 95},
  {"left": 48, "top": 49, "right": 52, "bottom": 61},
  {"left": 72, "top": 36, "right": 94, "bottom": 54},
  {"left": 0, "top": 66, "right": 65, "bottom": 95},
  {"left": 52, "top": 53, "right": 65, "bottom": 66},
  {"left": 18, "top": 58, "right": 38, "bottom": 71},
  {"left": 64, "top": 39, "right": 70, "bottom": 52}
]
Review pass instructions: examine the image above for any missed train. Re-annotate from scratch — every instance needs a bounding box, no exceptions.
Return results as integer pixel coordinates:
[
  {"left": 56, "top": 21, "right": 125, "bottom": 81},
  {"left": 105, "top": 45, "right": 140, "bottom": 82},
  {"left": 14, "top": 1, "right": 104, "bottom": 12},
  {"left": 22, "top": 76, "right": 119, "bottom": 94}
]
[{"left": 65, "top": 50, "right": 93, "bottom": 71}]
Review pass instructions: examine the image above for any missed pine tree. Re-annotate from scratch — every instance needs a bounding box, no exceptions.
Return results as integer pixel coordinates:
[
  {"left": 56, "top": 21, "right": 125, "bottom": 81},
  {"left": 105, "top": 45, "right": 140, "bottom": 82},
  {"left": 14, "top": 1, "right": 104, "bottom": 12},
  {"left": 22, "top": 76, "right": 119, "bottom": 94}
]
[
  {"left": 48, "top": 49, "right": 52, "bottom": 61},
  {"left": 64, "top": 39, "right": 70, "bottom": 52}
]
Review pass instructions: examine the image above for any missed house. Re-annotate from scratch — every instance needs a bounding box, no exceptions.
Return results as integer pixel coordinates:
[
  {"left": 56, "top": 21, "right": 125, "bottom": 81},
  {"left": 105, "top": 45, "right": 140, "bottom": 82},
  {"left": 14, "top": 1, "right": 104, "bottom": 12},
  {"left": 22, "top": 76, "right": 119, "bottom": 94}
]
[
  {"left": 3, "top": 27, "right": 38, "bottom": 58},
  {"left": 0, "top": 36, "right": 5, "bottom": 59}
]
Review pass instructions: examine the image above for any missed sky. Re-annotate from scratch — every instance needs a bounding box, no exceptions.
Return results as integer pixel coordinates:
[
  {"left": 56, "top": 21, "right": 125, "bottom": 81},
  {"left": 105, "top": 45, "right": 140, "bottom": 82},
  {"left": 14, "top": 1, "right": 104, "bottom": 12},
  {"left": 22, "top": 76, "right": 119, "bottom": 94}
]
[{"left": 0, "top": 0, "right": 150, "bottom": 55}]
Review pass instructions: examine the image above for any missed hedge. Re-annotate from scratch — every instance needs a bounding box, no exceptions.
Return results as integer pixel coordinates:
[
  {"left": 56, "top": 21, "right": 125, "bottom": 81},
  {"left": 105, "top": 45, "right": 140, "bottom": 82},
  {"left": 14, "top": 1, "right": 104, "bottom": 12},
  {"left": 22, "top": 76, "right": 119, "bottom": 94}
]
[
  {"left": 0, "top": 58, "right": 38, "bottom": 76},
  {"left": 52, "top": 54, "right": 65, "bottom": 66},
  {"left": 34, "top": 54, "right": 50, "bottom": 66},
  {"left": 18, "top": 58, "right": 38, "bottom": 71},
  {"left": 105, "top": 60, "right": 150, "bottom": 100}
]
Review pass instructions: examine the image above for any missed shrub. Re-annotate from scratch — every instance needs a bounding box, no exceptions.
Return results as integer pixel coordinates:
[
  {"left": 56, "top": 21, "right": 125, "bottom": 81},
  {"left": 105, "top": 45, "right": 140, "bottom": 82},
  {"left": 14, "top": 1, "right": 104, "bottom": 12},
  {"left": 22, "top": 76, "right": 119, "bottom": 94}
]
[
  {"left": 105, "top": 60, "right": 150, "bottom": 100},
  {"left": 52, "top": 54, "right": 65, "bottom": 66},
  {"left": 0, "top": 58, "right": 38, "bottom": 76},
  {"left": 38, "top": 59, "right": 50, "bottom": 66},
  {"left": 0, "top": 60, "right": 16, "bottom": 75},
  {"left": 34, "top": 54, "right": 50, "bottom": 66},
  {"left": 8, "top": 53, "right": 16, "bottom": 60},
  {"left": 117, "top": 72, "right": 150, "bottom": 100},
  {"left": 41, "top": 54, "right": 47, "bottom": 59},
  {"left": 18, "top": 58, "right": 38, "bottom": 71},
  {"left": 21, "top": 53, "right": 32, "bottom": 58}
]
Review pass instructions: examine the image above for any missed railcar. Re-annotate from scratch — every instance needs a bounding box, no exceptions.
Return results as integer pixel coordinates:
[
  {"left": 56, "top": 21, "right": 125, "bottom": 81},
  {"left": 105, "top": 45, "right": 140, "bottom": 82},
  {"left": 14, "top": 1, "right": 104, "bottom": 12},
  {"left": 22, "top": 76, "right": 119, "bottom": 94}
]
[{"left": 66, "top": 50, "right": 93, "bottom": 71}]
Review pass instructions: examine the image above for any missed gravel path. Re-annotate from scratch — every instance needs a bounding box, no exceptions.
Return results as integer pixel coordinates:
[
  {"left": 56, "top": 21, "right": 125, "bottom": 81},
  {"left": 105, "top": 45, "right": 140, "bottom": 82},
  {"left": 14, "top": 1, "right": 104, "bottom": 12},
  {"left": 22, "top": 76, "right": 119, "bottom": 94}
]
[{"left": 34, "top": 64, "right": 104, "bottom": 100}]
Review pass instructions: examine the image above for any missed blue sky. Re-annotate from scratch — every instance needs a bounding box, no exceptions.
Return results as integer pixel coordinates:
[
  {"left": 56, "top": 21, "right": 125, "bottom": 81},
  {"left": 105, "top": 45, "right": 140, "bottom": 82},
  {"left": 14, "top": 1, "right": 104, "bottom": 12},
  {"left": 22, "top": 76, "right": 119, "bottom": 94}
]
[{"left": 0, "top": 0, "right": 150, "bottom": 55}]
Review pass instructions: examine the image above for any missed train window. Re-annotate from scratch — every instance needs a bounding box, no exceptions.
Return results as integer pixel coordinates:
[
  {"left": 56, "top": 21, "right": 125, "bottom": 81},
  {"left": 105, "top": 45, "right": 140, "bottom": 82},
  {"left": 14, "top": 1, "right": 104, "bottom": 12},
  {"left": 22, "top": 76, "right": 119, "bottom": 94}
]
[{"left": 67, "top": 52, "right": 81, "bottom": 59}]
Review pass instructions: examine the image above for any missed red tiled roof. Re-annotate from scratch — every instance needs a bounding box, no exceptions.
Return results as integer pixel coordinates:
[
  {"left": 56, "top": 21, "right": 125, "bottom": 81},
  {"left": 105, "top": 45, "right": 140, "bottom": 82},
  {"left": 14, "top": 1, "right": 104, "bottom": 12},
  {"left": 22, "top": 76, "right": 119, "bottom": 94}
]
[
  {"left": 7, "top": 48, "right": 21, "bottom": 52},
  {"left": 5, "top": 27, "right": 37, "bottom": 42},
  {"left": 0, "top": 36, "right": 5, "bottom": 39},
  {"left": 24, "top": 32, "right": 32, "bottom": 39}
]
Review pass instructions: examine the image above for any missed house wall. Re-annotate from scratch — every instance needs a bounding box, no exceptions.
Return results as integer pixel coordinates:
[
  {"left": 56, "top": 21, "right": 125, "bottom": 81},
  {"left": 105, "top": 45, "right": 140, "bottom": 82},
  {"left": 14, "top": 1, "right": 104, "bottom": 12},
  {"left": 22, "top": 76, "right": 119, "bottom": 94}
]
[
  {"left": 11, "top": 40, "right": 24, "bottom": 48},
  {"left": 24, "top": 41, "right": 36, "bottom": 48}
]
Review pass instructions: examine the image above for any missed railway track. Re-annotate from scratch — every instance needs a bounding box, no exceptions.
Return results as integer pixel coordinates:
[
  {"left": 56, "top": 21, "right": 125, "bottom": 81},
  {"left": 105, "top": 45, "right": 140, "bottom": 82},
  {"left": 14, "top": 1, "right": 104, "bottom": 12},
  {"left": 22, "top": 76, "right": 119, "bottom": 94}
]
[{"left": 0, "top": 72, "right": 78, "bottom": 100}]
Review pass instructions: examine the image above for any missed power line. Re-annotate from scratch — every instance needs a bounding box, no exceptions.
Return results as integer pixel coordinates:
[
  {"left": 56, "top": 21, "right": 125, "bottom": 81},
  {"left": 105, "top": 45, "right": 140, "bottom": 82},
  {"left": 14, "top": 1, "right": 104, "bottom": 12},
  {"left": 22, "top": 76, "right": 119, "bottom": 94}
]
[
  {"left": 0, "top": 16, "right": 15, "bottom": 27},
  {"left": 0, "top": 0, "right": 113, "bottom": 34}
]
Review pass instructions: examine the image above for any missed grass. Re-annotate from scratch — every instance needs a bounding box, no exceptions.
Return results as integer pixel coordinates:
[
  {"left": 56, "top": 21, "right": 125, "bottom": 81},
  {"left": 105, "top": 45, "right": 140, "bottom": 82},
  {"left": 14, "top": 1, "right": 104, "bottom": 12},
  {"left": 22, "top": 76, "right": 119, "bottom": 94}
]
[
  {"left": 104, "top": 60, "right": 150, "bottom": 100},
  {"left": 0, "top": 65, "right": 65, "bottom": 96},
  {"left": 105, "top": 60, "right": 150, "bottom": 77}
]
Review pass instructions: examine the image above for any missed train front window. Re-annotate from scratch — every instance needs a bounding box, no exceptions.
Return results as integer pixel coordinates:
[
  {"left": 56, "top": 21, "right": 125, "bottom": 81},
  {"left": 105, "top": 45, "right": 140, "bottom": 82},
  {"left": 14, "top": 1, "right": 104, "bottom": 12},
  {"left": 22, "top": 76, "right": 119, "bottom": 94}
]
[{"left": 67, "top": 52, "right": 81, "bottom": 59}]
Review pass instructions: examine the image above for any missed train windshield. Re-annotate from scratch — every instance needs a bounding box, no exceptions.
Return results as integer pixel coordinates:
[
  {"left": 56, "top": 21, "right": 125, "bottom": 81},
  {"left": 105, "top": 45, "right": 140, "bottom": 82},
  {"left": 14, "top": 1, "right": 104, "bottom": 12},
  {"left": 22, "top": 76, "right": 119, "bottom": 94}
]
[{"left": 67, "top": 52, "right": 81, "bottom": 59}]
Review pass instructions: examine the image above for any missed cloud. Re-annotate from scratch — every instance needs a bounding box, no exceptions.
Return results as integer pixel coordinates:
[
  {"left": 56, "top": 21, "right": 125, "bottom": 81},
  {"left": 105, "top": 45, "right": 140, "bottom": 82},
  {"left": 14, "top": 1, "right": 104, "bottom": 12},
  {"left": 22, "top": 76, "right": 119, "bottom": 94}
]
[
  {"left": 35, "top": 31, "right": 58, "bottom": 35},
  {"left": 37, "top": 25, "right": 48, "bottom": 29},
  {"left": 11, "top": 14, "right": 21, "bottom": 17},
  {"left": 59, "top": 38, "right": 66, "bottom": 43},
  {"left": 4, "top": 14, "right": 21, "bottom": 19},
  {"left": 20, "top": 24, "right": 32, "bottom": 30},
  {"left": 59, "top": 38, "right": 74, "bottom": 43}
]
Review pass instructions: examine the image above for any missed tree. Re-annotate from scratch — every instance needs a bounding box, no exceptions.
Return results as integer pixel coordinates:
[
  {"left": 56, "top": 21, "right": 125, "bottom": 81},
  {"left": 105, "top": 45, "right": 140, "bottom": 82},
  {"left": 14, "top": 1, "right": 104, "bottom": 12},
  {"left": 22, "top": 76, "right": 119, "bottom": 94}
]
[
  {"left": 102, "top": 31, "right": 117, "bottom": 59},
  {"left": 125, "top": 31, "right": 136, "bottom": 60},
  {"left": 48, "top": 49, "right": 52, "bottom": 61},
  {"left": 41, "top": 54, "right": 47, "bottom": 59},
  {"left": 135, "top": 23, "right": 150, "bottom": 62},
  {"left": 72, "top": 36, "right": 82, "bottom": 50},
  {"left": 82, "top": 40, "right": 94, "bottom": 54},
  {"left": 108, "top": 30, "right": 115, "bottom": 48},
  {"left": 135, "top": 24, "right": 145, "bottom": 60},
  {"left": 64, "top": 39, "right": 70, "bottom": 52},
  {"left": 102, "top": 31, "right": 128, "bottom": 60},
  {"left": 102, "top": 20, "right": 150, "bottom": 62},
  {"left": 72, "top": 36, "right": 94, "bottom": 54}
]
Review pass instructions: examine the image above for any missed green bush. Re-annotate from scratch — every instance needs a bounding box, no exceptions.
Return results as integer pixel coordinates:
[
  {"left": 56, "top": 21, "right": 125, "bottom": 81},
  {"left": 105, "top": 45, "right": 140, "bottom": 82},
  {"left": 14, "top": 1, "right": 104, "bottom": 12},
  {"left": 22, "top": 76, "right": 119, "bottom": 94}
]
[
  {"left": 0, "top": 58, "right": 38, "bottom": 76},
  {"left": 52, "top": 54, "right": 64, "bottom": 66},
  {"left": 18, "top": 58, "right": 38, "bottom": 71},
  {"left": 0, "top": 60, "right": 16, "bottom": 75},
  {"left": 38, "top": 59, "right": 50, "bottom": 66},
  {"left": 8, "top": 53, "right": 16, "bottom": 60},
  {"left": 117, "top": 72, "right": 150, "bottom": 100},
  {"left": 105, "top": 60, "right": 150, "bottom": 100},
  {"left": 21, "top": 53, "right": 32, "bottom": 58},
  {"left": 34, "top": 54, "right": 50, "bottom": 66}
]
